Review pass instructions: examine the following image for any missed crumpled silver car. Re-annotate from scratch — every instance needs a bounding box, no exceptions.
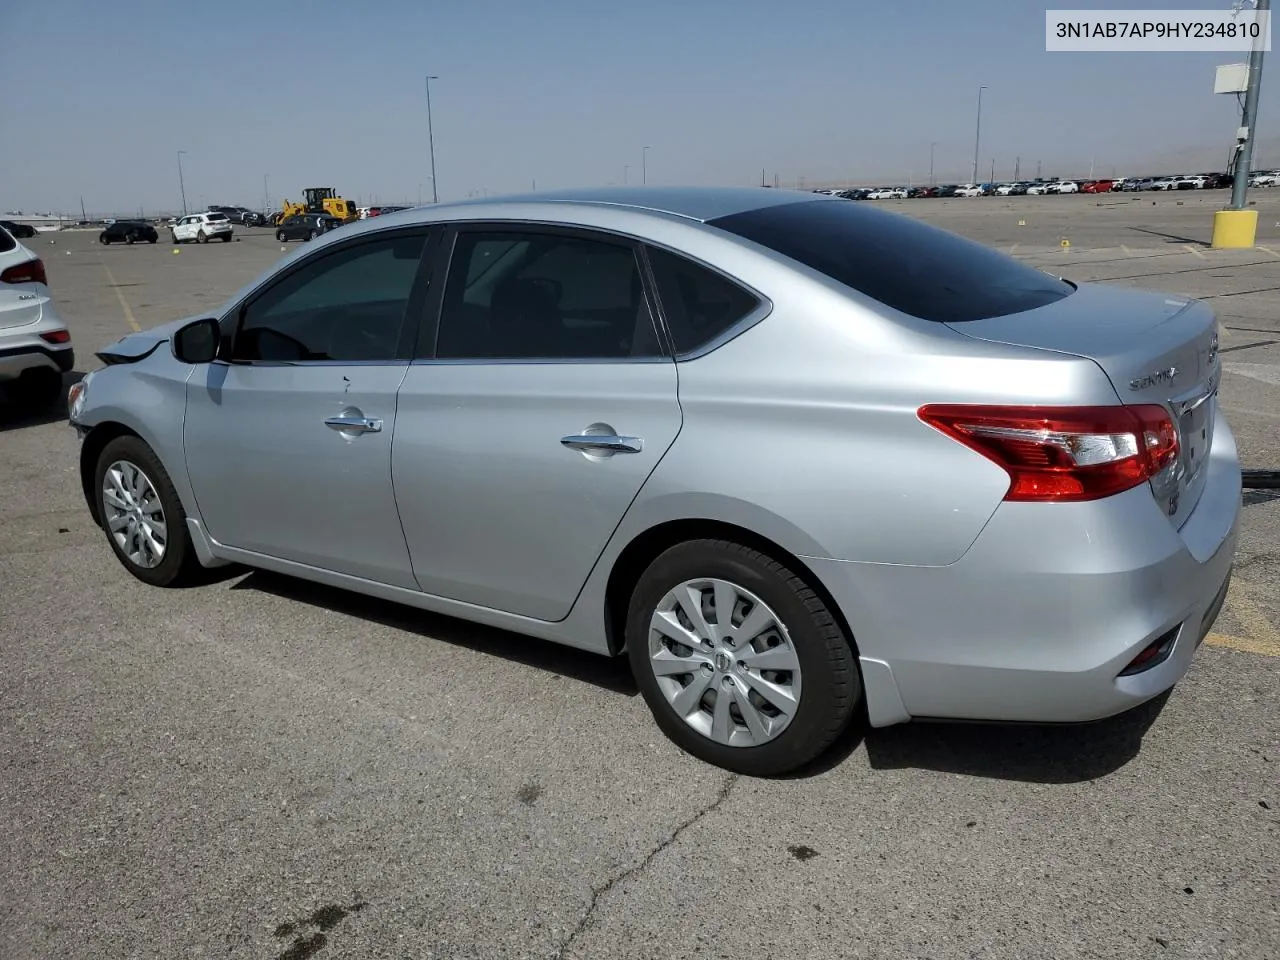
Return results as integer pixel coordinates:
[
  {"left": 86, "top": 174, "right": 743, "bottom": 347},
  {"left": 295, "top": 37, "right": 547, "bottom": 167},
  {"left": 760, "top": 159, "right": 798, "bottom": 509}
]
[{"left": 69, "top": 187, "right": 1240, "bottom": 775}]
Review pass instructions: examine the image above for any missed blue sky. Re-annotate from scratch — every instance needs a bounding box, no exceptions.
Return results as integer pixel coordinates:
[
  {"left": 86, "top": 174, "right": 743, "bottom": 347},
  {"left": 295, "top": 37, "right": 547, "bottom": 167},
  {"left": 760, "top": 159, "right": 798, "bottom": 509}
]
[{"left": 2, "top": 0, "right": 1276, "bottom": 215}]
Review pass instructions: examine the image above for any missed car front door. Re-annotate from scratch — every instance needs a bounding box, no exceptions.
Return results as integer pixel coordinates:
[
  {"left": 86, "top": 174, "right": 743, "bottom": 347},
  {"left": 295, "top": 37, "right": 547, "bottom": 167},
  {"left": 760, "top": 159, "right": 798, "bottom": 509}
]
[
  {"left": 182, "top": 226, "right": 437, "bottom": 587},
  {"left": 392, "top": 225, "right": 683, "bottom": 621}
]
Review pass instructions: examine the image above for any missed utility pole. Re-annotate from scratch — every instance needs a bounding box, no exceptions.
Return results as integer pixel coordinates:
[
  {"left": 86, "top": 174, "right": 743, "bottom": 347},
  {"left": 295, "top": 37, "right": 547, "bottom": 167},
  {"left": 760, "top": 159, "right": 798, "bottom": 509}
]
[
  {"left": 79, "top": 196, "right": 87, "bottom": 222},
  {"left": 1230, "top": 0, "right": 1270, "bottom": 209},
  {"left": 1037, "top": 159, "right": 1042, "bottom": 178},
  {"left": 425, "top": 75, "right": 440, "bottom": 203},
  {"left": 971, "top": 84, "right": 987, "bottom": 185},
  {"left": 176, "top": 150, "right": 188, "bottom": 216},
  {"left": 263, "top": 174, "right": 269, "bottom": 214},
  {"left": 929, "top": 141, "right": 937, "bottom": 186},
  {"left": 1014, "top": 156, "right": 1021, "bottom": 180},
  {"left": 990, "top": 158, "right": 995, "bottom": 183},
  {"left": 642, "top": 146, "right": 650, "bottom": 185}
]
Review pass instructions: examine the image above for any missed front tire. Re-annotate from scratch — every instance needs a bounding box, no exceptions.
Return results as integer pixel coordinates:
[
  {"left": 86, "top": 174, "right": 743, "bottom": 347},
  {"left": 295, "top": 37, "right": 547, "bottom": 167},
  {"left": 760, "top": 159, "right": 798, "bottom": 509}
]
[
  {"left": 626, "top": 539, "right": 861, "bottom": 776},
  {"left": 276, "top": 231, "right": 286, "bottom": 242},
  {"left": 94, "top": 436, "right": 200, "bottom": 587}
]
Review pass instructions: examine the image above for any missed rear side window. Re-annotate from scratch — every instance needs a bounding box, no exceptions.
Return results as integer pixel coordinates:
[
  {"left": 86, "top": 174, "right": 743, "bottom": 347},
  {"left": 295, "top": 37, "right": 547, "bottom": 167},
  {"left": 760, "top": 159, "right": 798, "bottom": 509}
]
[
  {"left": 708, "top": 199, "right": 1072, "bottom": 323},
  {"left": 0, "top": 227, "right": 16, "bottom": 252},
  {"left": 645, "top": 247, "right": 759, "bottom": 355}
]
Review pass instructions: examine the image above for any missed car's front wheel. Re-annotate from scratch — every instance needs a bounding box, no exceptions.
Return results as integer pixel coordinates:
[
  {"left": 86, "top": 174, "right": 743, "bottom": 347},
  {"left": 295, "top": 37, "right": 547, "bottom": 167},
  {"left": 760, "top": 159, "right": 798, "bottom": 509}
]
[
  {"left": 626, "top": 539, "right": 861, "bottom": 776},
  {"left": 276, "top": 231, "right": 286, "bottom": 242},
  {"left": 99, "top": 235, "right": 109, "bottom": 245},
  {"left": 94, "top": 436, "right": 200, "bottom": 587}
]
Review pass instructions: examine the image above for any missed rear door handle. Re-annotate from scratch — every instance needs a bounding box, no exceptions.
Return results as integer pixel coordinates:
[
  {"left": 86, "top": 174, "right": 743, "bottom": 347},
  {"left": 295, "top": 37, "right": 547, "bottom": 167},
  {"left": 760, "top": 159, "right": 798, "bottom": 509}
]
[
  {"left": 560, "top": 434, "right": 643, "bottom": 454},
  {"left": 325, "top": 415, "right": 383, "bottom": 434}
]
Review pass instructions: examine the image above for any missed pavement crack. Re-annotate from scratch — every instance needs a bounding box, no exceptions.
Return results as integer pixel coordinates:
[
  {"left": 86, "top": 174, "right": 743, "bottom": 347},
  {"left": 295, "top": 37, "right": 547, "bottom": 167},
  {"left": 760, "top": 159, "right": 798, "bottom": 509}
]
[{"left": 554, "top": 772, "right": 737, "bottom": 959}]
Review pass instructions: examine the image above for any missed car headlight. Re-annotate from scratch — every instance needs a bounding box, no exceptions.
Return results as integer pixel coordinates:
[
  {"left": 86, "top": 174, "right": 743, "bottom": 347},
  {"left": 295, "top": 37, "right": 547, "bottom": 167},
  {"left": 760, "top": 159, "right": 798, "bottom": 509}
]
[{"left": 68, "top": 371, "right": 92, "bottom": 422}]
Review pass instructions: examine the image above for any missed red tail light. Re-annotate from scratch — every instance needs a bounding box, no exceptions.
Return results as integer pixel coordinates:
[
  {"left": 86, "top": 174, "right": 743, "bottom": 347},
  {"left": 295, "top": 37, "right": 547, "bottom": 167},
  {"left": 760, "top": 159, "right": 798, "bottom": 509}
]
[
  {"left": 39, "top": 329, "right": 70, "bottom": 344},
  {"left": 917, "top": 404, "right": 1179, "bottom": 502},
  {"left": 0, "top": 257, "right": 47, "bottom": 286}
]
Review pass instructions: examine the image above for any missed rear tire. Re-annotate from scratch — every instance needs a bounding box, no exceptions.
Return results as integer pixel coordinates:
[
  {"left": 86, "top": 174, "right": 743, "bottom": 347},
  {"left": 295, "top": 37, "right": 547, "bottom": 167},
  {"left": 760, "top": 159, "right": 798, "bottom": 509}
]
[
  {"left": 93, "top": 435, "right": 201, "bottom": 588},
  {"left": 221, "top": 234, "right": 231, "bottom": 242},
  {"left": 308, "top": 230, "right": 318, "bottom": 240},
  {"left": 197, "top": 231, "right": 207, "bottom": 244},
  {"left": 626, "top": 539, "right": 861, "bottom": 776},
  {"left": 276, "top": 231, "right": 286, "bottom": 242},
  {"left": 99, "top": 236, "right": 108, "bottom": 245}
]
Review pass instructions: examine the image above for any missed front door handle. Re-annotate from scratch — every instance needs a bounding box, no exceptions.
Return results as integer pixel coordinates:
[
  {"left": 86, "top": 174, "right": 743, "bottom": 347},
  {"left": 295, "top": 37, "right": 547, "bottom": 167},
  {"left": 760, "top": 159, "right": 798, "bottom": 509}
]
[
  {"left": 560, "top": 434, "right": 643, "bottom": 454},
  {"left": 325, "top": 415, "right": 383, "bottom": 434}
]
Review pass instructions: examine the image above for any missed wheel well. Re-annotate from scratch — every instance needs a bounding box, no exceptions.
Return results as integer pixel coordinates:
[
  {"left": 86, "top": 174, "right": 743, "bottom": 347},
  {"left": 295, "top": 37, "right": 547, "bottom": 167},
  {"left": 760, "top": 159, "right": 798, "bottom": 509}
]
[
  {"left": 79, "top": 422, "right": 140, "bottom": 526},
  {"left": 602, "top": 518, "right": 858, "bottom": 658}
]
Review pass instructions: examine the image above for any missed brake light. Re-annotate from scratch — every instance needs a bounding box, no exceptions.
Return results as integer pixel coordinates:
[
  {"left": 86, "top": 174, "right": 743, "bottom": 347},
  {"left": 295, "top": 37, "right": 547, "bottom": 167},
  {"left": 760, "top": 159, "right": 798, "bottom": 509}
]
[
  {"left": 39, "top": 329, "right": 71, "bottom": 344},
  {"left": 0, "top": 257, "right": 47, "bottom": 286},
  {"left": 917, "top": 404, "right": 1179, "bottom": 502}
]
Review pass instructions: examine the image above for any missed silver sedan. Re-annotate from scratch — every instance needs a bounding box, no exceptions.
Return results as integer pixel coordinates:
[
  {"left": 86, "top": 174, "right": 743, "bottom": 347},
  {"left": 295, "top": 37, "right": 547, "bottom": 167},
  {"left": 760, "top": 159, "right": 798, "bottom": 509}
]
[{"left": 69, "top": 187, "right": 1240, "bottom": 775}]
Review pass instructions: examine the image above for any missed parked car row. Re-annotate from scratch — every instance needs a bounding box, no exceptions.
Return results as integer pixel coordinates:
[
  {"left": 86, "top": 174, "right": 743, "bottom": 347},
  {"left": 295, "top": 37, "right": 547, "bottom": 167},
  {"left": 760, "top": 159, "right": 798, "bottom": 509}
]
[{"left": 821, "top": 171, "right": 1247, "bottom": 200}]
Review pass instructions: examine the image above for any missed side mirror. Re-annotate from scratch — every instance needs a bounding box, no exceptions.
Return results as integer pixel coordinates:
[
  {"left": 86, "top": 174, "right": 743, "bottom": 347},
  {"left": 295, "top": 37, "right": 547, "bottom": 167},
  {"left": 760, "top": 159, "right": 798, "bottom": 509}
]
[{"left": 172, "top": 317, "right": 220, "bottom": 364}]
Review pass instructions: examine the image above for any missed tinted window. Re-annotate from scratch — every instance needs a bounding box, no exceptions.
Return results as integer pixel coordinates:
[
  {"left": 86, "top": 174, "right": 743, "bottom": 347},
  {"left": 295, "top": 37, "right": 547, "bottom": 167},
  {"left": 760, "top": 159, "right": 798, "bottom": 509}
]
[
  {"left": 206, "top": 213, "right": 229, "bottom": 222},
  {"left": 433, "top": 230, "right": 663, "bottom": 360},
  {"left": 645, "top": 246, "right": 760, "bottom": 355},
  {"left": 233, "top": 233, "right": 427, "bottom": 363},
  {"left": 709, "top": 199, "right": 1072, "bottom": 323},
  {"left": 0, "top": 226, "right": 16, "bottom": 252}
]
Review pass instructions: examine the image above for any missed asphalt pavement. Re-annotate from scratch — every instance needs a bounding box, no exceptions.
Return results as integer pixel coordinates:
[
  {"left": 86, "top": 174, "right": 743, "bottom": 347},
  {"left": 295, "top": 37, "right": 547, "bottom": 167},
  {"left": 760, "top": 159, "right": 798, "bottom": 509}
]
[{"left": 1, "top": 197, "right": 1277, "bottom": 960}]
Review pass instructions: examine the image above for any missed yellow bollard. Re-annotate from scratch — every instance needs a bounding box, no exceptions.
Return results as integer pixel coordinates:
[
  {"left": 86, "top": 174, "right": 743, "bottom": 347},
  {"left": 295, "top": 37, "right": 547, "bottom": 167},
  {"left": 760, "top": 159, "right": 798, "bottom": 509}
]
[
  {"left": 1211, "top": 209, "right": 1258, "bottom": 248},
  {"left": 172, "top": 248, "right": 181, "bottom": 255},
  {"left": 1060, "top": 238, "right": 1070, "bottom": 248}
]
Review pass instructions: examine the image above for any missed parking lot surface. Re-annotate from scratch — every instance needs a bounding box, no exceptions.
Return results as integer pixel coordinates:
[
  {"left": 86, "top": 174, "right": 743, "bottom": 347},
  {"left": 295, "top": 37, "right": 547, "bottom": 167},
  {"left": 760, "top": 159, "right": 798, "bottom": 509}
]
[{"left": 2, "top": 196, "right": 1278, "bottom": 960}]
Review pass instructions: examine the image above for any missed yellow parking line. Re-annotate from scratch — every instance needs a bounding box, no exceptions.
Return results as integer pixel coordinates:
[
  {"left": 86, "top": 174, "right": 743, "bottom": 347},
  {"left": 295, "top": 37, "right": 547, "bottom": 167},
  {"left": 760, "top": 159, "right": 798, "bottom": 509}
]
[
  {"left": 1204, "top": 632, "right": 1280, "bottom": 657},
  {"left": 1183, "top": 243, "right": 1207, "bottom": 259},
  {"left": 101, "top": 262, "right": 141, "bottom": 332}
]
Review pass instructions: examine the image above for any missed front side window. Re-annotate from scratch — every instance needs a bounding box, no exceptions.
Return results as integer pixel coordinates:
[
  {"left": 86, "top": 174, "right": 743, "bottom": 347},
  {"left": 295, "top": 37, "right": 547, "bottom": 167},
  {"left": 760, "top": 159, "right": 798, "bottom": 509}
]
[
  {"left": 433, "top": 229, "right": 663, "bottom": 360},
  {"left": 232, "top": 232, "right": 429, "bottom": 363}
]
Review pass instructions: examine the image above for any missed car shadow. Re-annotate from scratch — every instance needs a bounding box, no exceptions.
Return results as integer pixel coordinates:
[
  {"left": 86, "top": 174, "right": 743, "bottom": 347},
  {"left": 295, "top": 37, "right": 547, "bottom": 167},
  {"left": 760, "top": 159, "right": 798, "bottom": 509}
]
[
  {"left": 1126, "top": 226, "right": 1211, "bottom": 247},
  {"left": 858, "top": 690, "right": 1171, "bottom": 784},
  {"left": 230, "top": 569, "right": 639, "bottom": 696},
  {"left": 0, "top": 370, "right": 83, "bottom": 432}
]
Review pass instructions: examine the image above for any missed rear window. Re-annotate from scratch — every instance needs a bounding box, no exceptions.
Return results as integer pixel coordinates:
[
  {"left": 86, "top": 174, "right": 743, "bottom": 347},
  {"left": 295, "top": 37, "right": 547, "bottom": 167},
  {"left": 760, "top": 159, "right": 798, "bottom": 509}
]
[
  {"left": 206, "top": 213, "right": 229, "bottom": 222},
  {"left": 708, "top": 199, "right": 1072, "bottom": 323}
]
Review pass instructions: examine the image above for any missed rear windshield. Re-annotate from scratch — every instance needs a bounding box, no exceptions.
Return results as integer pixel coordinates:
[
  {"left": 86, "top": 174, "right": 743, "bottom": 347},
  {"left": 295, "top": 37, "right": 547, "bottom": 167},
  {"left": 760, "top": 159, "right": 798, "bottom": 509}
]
[
  {"left": 207, "top": 213, "right": 229, "bottom": 221},
  {"left": 708, "top": 199, "right": 1073, "bottom": 323}
]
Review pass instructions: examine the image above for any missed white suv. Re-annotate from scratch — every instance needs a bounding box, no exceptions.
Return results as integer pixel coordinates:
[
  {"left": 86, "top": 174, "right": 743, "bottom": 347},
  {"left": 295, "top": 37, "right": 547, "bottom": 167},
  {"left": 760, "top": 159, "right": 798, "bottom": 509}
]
[
  {"left": 170, "top": 212, "right": 234, "bottom": 244},
  {"left": 0, "top": 226, "right": 73, "bottom": 409}
]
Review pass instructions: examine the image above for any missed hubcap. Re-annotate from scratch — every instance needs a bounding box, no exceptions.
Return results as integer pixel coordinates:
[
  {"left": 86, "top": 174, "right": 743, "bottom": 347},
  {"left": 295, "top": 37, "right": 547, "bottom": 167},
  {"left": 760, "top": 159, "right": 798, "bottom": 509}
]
[
  {"left": 648, "top": 578, "right": 802, "bottom": 748},
  {"left": 102, "top": 460, "right": 168, "bottom": 569}
]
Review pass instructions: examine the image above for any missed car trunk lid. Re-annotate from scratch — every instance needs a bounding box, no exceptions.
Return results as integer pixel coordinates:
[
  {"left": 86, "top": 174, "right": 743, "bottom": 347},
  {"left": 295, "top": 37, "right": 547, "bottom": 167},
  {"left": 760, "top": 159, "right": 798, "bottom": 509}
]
[{"left": 945, "top": 282, "right": 1221, "bottom": 529}]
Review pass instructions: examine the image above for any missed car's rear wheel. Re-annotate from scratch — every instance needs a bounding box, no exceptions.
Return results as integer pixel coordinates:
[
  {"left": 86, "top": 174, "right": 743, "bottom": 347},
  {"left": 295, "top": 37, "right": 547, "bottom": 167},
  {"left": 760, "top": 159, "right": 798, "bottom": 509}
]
[
  {"left": 148, "top": 236, "right": 157, "bottom": 244},
  {"left": 99, "top": 235, "right": 108, "bottom": 245},
  {"left": 126, "top": 235, "right": 134, "bottom": 245},
  {"left": 197, "top": 231, "right": 207, "bottom": 244},
  {"left": 308, "top": 230, "right": 318, "bottom": 240},
  {"left": 221, "top": 234, "right": 231, "bottom": 242},
  {"left": 94, "top": 436, "right": 200, "bottom": 587},
  {"left": 626, "top": 539, "right": 861, "bottom": 776},
  {"left": 276, "top": 231, "right": 285, "bottom": 242}
]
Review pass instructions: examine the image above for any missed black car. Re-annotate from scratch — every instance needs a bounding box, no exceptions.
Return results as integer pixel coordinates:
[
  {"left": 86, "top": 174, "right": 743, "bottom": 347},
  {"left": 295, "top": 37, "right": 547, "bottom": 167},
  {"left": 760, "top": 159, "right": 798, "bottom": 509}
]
[
  {"left": 275, "top": 213, "right": 342, "bottom": 242},
  {"left": 0, "top": 220, "right": 37, "bottom": 239},
  {"left": 99, "top": 220, "right": 158, "bottom": 245}
]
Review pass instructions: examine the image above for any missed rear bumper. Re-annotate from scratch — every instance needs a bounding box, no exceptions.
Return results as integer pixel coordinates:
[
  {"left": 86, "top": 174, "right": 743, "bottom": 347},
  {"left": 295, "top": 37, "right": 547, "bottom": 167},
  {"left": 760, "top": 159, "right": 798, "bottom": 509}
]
[
  {"left": 809, "top": 408, "right": 1242, "bottom": 727},
  {"left": 0, "top": 342, "right": 74, "bottom": 379}
]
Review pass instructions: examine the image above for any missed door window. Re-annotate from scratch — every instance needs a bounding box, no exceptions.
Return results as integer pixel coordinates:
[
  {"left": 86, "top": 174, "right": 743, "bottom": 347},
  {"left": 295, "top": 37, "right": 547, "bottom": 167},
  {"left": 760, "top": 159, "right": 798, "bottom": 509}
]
[
  {"left": 231, "top": 233, "right": 429, "bottom": 363},
  {"left": 433, "top": 230, "right": 663, "bottom": 360}
]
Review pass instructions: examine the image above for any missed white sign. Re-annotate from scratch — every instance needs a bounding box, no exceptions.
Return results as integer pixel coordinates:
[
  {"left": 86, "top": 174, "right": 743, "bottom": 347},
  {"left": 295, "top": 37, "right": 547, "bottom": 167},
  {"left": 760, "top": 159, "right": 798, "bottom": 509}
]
[{"left": 1047, "top": 9, "right": 1271, "bottom": 51}]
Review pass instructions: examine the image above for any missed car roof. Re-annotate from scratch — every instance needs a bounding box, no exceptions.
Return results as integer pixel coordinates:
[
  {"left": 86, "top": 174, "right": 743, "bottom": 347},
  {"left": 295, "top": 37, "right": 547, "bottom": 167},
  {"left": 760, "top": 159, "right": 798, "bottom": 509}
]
[{"left": 386, "top": 186, "right": 826, "bottom": 226}]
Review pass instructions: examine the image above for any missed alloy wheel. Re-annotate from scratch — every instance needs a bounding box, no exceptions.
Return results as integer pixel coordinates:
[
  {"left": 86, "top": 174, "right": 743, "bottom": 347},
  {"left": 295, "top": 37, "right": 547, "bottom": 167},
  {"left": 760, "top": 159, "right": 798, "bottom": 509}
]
[
  {"left": 102, "top": 460, "right": 168, "bottom": 569},
  {"left": 647, "top": 577, "right": 802, "bottom": 748}
]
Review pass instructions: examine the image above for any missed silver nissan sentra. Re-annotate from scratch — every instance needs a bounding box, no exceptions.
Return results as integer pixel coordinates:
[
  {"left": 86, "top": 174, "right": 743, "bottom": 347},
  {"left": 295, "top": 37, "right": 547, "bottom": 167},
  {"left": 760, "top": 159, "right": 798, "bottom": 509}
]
[{"left": 69, "top": 187, "right": 1240, "bottom": 775}]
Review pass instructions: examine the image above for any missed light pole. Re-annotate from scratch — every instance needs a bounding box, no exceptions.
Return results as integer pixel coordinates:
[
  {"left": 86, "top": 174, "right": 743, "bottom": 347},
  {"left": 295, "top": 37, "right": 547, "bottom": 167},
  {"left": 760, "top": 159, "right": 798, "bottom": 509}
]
[
  {"left": 1230, "top": 0, "right": 1269, "bottom": 209},
  {"left": 425, "top": 75, "right": 439, "bottom": 203},
  {"left": 642, "top": 145, "right": 650, "bottom": 185},
  {"left": 929, "top": 141, "right": 937, "bottom": 186},
  {"left": 176, "top": 150, "right": 188, "bottom": 216},
  {"left": 971, "top": 84, "right": 987, "bottom": 186},
  {"left": 263, "top": 173, "right": 269, "bottom": 215},
  {"left": 624, "top": 164, "right": 631, "bottom": 185}
]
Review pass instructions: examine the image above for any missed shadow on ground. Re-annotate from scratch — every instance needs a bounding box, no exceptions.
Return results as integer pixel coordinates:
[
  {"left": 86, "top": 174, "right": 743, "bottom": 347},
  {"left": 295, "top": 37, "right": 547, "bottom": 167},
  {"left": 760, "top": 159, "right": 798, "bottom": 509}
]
[
  {"left": 227, "top": 569, "right": 1169, "bottom": 782},
  {"left": 861, "top": 690, "right": 1171, "bottom": 784},
  {"left": 0, "top": 371, "right": 83, "bottom": 432},
  {"left": 232, "top": 569, "right": 639, "bottom": 696}
]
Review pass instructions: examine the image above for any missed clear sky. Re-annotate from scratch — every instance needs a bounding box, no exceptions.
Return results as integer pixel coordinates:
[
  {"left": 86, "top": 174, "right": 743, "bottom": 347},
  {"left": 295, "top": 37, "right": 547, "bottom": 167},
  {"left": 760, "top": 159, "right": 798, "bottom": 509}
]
[{"left": 3, "top": 0, "right": 1276, "bottom": 215}]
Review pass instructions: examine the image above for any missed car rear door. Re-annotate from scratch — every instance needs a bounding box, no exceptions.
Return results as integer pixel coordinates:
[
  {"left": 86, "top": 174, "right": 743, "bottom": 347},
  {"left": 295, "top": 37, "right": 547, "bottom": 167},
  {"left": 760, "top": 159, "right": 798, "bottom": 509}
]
[
  {"left": 182, "top": 226, "right": 437, "bottom": 587},
  {"left": 391, "top": 224, "right": 682, "bottom": 621}
]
